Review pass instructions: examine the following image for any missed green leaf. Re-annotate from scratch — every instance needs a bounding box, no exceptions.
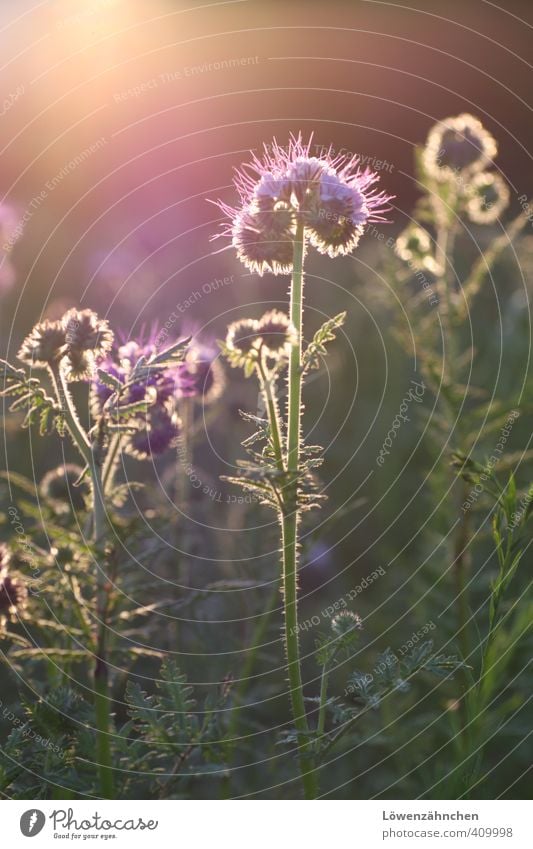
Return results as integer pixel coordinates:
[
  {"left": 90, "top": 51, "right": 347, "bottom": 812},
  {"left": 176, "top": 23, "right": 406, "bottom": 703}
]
[{"left": 302, "top": 312, "right": 346, "bottom": 372}]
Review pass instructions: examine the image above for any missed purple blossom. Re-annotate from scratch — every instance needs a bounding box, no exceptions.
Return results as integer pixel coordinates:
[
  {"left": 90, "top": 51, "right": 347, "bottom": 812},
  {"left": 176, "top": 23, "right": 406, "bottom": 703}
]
[
  {"left": 127, "top": 405, "right": 180, "bottom": 460},
  {"left": 213, "top": 134, "right": 393, "bottom": 274},
  {"left": 92, "top": 330, "right": 223, "bottom": 459},
  {"left": 178, "top": 342, "right": 224, "bottom": 404}
]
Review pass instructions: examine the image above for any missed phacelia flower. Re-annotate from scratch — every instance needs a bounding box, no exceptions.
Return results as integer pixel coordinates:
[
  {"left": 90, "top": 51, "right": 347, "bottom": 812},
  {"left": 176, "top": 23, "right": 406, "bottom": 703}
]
[
  {"left": 465, "top": 171, "right": 510, "bottom": 224},
  {"left": 62, "top": 308, "right": 114, "bottom": 380},
  {"left": 92, "top": 338, "right": 180, "bottom": 415},
  {"left": 40, "top": 463, "right": 89, "bottom": 514},
  {"left": 0, "top": 545, "right": 27, "bottom": 623},
  {"left": 423, "top": 114, "right": 497, "bottom": 183},
  {"left": 92, "top": 335, "right": 183, "bottom": 459},
  {"left": 257, "top": 309, "right": 297, "bottom": 355},
  {"left": 331, "top": 610, "right": 363, "bottom": 637},
  {"left": 17, "top": 320, "right": 67, "bottom": 368},
  {"left": 395, "top": 225, "right": 440, "bottom": 274},
  {"left": 178, "top": 343, "right": 225, "bottom": 404},
  {"left": 225, "top": 318, "right": 262, "bottom": 361},
  {"left": 213, "top": 134, "right": 393, "bottom": 274},
  {"left": 127, "top": 405, "right": 181, "bottom": 460}
]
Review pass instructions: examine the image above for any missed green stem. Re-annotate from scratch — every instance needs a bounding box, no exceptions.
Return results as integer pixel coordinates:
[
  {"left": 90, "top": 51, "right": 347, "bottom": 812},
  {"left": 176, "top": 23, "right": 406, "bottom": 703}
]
[
  {"left": 49, "top": 364, "right": 114, "bottom": 798},
  {"left": 102, "top": 432, "right": 122, "bottom": 495},
  {"left": 435, "top": 219, "right": 471, "bottom": 724},
  {"left": 317, "top": 663, "right": 329, "bottom": 737},
  {"left": 91, "top": 442, "right": 115, "bottom": 799},
  {"left": 281, "top": 219, "right": 318, "bottom": 800},
  {"left": 257, "top": 354, "right": 284, "bottom": 472},
  {"left": 94, "top": 662, "right": 114, "bottom": 799},
  {"left": 48, "top": 364, "right": 91, "bottom": 467}
]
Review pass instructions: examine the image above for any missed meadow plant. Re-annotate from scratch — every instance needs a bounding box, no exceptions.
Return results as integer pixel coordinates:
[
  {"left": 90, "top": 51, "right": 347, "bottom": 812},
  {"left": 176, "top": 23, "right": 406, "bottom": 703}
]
[
  {"left": 0, "top": 121, "right": 530, "bottom": 801},
  {"left": 214, "top": 135, "right": 464, "bottom": 797},
  {"left": 0, "top": 310, "right": 226, "bottom": 798},
  {"left": 389, "top": 114, "right": 533, "bottom": 794}
]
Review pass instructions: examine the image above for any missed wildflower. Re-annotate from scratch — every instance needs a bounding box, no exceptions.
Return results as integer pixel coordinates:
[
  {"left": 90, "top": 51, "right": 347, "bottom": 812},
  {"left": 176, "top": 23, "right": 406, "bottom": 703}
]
[
  {"left": 17, "top": 320, "right": 67, "bottom": 368},
  {"left": 465, "top": 171, "right": 510, "bottom": 224},
  {"left": 92, "top": 331, "right": 201, "bottom": 459},
  {"left": 40, "top": 463, "right": 88, "bottom": 513},
  {"left": 423, "top": 114, "right": 497, "bottom": 182},
  {"left": 62, "top": 308, "right": 114, "bottom": 380},
  {"left": 395, "top": 225, "right": 440, "bottom": 274},
  {"left": 127, "top": 405, "right": 181, "bottom": 459},
  {"left": 331, "top": 610, "right": 363, "bottom": 637},
  {"left": 225, "top": 318, "right": 262, "bottom": 365},
  {"left": 0, "top": 545, "right": 27, "bottom": 623},
  {"left": 213, "top": 134, "right": 393, "bottom": 274},
  {"left": 257, "top": 310, "right": 296, "bottom": 356},
  {"left": 178, "top": 343, "right": 225, "bottom": 404},
  {"left": 92, "top": 338, "right": 180, "bottom": 415}
]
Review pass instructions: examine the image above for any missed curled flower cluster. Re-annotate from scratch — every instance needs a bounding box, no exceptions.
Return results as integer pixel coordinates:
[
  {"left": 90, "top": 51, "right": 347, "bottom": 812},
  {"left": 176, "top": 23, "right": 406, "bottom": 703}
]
[
  {"left": 214, "top": 134, "right": 393, "bottom": 274},
  {"left": 40, "top": 464, "right": 89, "bottom": 514},
  {"left": 331, "top": 610, "right": 363, "bottom": 637},
  {"left": 465, "top": 171, "right": 510, "bottom": 225},
  {"left": 395, "top": 224, "right": 440, "bottom": 275},
  {"left": 225, "top": 309, "right": 296, "bottom": 367},
  {"left": 17, "top": 308, "right": 113, "bottom": 380},
  {"left": 422, "top": 114, "right": 509, "bottom": 225},
  {"left": 62, "top": 308, "right": 114, "bottom": 380},
  {"left": 0, "top": 544, "right": 27, "bottom": 625},
  {"left": 423, "top": 113, "right": 497, "bottom": 183}
]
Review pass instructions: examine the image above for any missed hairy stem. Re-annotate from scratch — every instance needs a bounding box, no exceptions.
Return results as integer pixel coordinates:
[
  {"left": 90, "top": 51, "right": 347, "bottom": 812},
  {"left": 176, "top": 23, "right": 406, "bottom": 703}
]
[
  {"left": 317, "top": 662, "right": 329, "bottom": 737},
  {"left": 280, "top": 219, "right": 318, "bottom": 799},
  {"left": 257, "top": 354, "right": 284, "bottom": 471},
  {"left": 435, "top": 220, "right": 471, "bottom": 722},
  {"left": 91, "top": 436, "right": 115, "bottom": 799},
  {"left": 102, "top": 432, "right": 122, "bottom": 495},
  {"left": 48, "top": 364, "right": 91, "bottom": 467},
  {"left": 49, "top": 364, "right": 114, "bottom": 798}
]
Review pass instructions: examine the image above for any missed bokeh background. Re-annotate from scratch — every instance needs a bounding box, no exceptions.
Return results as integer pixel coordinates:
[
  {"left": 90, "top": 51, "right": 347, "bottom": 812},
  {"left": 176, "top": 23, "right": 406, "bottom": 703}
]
[{"left": 1, "top": 0, "right": 532, "bottom": 799}]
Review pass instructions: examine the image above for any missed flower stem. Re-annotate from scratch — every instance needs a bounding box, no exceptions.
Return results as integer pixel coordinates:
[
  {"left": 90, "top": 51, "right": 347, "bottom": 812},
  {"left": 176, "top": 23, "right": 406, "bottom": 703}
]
[
  {"left": 102, "top": 432, "right": 122, "bottom": 495},
  {"left": 317, "top": 662, "right": 330, "bottom": 737},
  {"left": 91, "top": 436, "right": 115, "bottom": 799},
  {"left": 257, "top": 354, "right": 284, "bottom": 471},
  {"left": 436, "top": 219, "right": 471, "bottom": 726},
  {"left": 281, "top": 219, "right": 319, "bottom": 799},
  {"left": 49, "top": 364, "right": 114, "bottom": 798}
]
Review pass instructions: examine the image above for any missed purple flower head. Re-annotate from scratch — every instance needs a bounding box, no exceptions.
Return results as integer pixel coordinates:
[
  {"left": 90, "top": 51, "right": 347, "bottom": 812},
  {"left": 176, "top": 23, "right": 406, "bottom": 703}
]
[
  {"left": 212, "top": 134, "right": 393, "bottom": 274},
  {"left": 127, "top": 405, "right": 181, "bottom": 460},
  {"left": 92, "top": 332, "right": 179, "bottom": 414},
  {"left": 91, "top": 327, "right": 187, "bottom": 460},
  {"left": 178, "top": 342, "right": 225, "bottom": 404}
]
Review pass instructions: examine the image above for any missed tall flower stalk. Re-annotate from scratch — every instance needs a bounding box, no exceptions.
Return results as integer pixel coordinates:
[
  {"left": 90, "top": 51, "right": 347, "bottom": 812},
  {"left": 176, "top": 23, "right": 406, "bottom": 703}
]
[
  {"left": 282, "top": 220, "right": 317, "bottom": 798},
  {"left": 215, "top": 134, "right": 392, "bottom": 797}
]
